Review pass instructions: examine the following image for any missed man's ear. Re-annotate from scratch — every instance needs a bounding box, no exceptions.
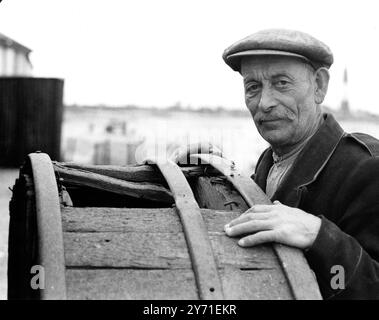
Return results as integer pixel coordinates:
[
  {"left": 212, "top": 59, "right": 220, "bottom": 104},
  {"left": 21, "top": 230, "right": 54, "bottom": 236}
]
[{"left": 314, "top": 67, "right": 330, "bottom": 104}]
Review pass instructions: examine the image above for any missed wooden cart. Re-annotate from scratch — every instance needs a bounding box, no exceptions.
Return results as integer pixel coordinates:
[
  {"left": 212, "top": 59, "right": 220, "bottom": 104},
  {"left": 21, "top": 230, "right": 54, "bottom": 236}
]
[{"left": 8, "top": 152, "right": 322, "bottom": 300}]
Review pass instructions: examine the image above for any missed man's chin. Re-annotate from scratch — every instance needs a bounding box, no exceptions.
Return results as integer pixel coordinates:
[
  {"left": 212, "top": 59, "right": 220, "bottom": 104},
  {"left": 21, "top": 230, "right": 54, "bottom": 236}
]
[{"left": 259, "top": 131, "right": 290, "bottom": 147}]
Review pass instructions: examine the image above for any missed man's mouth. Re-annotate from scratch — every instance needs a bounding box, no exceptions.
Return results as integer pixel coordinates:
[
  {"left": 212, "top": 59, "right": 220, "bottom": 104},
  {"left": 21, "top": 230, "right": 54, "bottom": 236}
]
[{"left": 258, "top": 118, "right": 283, "bottom": 125}]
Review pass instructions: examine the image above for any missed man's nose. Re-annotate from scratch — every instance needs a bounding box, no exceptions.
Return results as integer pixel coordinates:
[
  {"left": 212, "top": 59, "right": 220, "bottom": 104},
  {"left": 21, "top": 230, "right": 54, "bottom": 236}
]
[{"left": 258, "top": 87, "right": 276, "bottom": 112}]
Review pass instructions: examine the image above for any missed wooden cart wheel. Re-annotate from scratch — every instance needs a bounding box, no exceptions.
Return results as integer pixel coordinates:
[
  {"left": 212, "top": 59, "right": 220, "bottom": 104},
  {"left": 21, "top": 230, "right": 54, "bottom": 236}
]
[{"left": 8, "top": 152, "right": 322, "bottom": 300}]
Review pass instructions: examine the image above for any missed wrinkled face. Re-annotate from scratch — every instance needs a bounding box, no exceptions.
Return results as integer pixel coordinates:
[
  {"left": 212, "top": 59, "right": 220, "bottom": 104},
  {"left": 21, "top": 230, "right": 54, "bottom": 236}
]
[{"left": 241, "top": 56, "right": 320, "bottom": 151}]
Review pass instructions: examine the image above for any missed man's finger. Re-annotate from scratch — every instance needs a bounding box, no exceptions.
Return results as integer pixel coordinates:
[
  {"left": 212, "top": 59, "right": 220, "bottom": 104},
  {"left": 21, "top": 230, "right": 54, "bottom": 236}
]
[
  {"left": 241, "top": 205, "right": 275, "bottom": 215},
  {"left": 238, "top": 231, "right": 277, "bottom": 247},
  {"left": 226, "top": 211, "right": 273, "bottom": 229},
  {"left": 225, "top": 220, "right": 274, "bottom": 237}
]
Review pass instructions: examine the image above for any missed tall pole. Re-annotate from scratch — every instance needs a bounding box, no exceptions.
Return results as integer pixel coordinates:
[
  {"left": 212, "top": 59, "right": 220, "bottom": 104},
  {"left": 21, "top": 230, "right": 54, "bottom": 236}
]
[{"left": 341, "top": 67, "right": 350, "bottom": 115}]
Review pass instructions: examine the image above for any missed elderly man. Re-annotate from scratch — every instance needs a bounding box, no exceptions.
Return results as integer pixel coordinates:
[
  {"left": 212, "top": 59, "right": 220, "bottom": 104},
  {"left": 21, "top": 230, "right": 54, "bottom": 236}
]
[{"left": 222, "top": 29, "right": 379, "bottom": 299}]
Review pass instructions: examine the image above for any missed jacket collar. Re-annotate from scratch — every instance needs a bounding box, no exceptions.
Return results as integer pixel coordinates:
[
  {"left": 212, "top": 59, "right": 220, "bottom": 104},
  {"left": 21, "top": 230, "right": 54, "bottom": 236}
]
[{"left": 254, "top": 113, "right": 345, "bottom": 207}]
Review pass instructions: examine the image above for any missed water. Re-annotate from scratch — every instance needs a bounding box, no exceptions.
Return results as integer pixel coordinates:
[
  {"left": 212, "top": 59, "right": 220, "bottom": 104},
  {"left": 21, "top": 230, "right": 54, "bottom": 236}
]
[{"left": 61, "top": 107, "right": 379, "bottom": 175}]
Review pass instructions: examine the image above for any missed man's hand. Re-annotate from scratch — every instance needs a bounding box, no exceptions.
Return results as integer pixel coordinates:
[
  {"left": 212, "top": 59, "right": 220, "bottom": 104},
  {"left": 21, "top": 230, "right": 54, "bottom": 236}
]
[{"left": 224, "top": 201, "right": 321, "bottom": 249}]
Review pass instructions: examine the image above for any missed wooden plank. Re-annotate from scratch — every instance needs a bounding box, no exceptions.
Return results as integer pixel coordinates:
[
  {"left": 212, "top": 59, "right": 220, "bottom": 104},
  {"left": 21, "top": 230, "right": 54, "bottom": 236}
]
[
  {"left": 53, "top": 163, "right": 174, "bottom": 204},
  {"left": 54, "top": 162, "right": 218, "bottom": 183},
  {"left": 65, "top": 267, "right": 292, "bottom": 300},
  {"left": 220, "top": 266, "right": 292, "bottom": 300},
  {"left": 62, "top": 207, "right": 183, "bottom": 233},
  {"left": 193, "top": 176, "right": 249, "bottom": 212},
  {"left": 66, "top": 269, "right": 198, "bottom": 300},
  {"left": 63, "top": 231, "right": 191, "bottom": 269},
  {"left": 61, "top": 207, "right": 241, "bottom": 233},
  {"left": 210, "top": 236, "right": 276, "bottom": 270},
  {"left": 63, "top": 231, "right": 278, "bottom": 270}
]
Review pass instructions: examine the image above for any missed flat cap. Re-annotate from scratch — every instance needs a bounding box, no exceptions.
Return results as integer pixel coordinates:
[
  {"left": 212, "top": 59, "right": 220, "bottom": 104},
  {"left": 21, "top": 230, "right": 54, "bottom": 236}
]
[{"left": 222, "top": 29, "right": 333, "bottom": 72}]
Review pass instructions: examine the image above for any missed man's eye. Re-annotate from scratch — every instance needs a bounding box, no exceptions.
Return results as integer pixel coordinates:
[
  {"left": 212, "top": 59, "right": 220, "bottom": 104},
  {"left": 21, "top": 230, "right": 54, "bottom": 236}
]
[
  {"left": 275, "top": 80, "right": 290, "bottom": 88},
  {"left": 246, "top": 83, "right": 260, "bottom": 93}
]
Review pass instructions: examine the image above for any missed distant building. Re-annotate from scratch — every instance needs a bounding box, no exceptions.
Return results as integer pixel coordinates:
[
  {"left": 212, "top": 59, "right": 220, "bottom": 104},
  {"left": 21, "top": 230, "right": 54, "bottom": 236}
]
[
  {"left": 0, "top": 32, "right": 32, "bottom": 76},
  {"left": 340, "top": 67, "right": 350, "bottom": 115}
]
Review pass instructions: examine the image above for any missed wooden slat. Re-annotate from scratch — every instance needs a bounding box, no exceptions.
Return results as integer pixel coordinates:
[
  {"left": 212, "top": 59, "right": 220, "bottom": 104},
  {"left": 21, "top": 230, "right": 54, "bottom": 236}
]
[
  {"left": 55, "top": 162, "right": 218, "bottom": 183},
  {"left": 66, "top": 269, "right": 198, "bottom": 300},
  {"left": 62, "top": 207, "right": 240, "bottom": 233},
  {"left": 62, "top": 207, "right": 183, "bottom": 233},
  {"left": 63, "top": 231, "right": 191, "bottom": 269},
  {"left": 210, "top": 235, "right": 276, "bottom": 270},
  {"left": 220, "top": 266, "right": 292, "bottom": 300},
  {"left": 65, "top": 267, "right": 292, "bottom": 300},
  {"left": 53, "top": 163, "right": 174, "bottom": 203},
  {"left": 151, "top": 159, "right": 224, "bottom": 299},
  {"left": 63, "top": 231, "right": 278, "bottom": 270}
]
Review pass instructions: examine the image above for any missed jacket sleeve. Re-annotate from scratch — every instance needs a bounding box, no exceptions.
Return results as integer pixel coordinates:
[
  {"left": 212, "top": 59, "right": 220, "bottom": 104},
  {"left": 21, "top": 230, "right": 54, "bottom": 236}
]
[{"left": 304, "top": 157, "right": 379, "bottom": 299}]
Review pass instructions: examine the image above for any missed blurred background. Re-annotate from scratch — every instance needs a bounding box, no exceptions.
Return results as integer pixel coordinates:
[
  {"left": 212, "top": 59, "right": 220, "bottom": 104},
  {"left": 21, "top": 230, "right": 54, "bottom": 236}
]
[{"left": 1, "top": 0, "right": 379, "bottom": 299}]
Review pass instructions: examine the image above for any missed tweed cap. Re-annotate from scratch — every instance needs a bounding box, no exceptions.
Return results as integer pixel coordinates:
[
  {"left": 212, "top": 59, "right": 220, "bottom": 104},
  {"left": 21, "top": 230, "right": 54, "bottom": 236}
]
[{"left": 222, "top": 29, "right": 333, "bottom": 72}]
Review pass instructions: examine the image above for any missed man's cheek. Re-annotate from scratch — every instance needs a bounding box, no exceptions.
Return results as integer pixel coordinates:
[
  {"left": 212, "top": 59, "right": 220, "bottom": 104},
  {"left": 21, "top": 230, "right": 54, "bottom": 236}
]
[{"left": 246, "top": 101, "right": 258, "bottom": 114}]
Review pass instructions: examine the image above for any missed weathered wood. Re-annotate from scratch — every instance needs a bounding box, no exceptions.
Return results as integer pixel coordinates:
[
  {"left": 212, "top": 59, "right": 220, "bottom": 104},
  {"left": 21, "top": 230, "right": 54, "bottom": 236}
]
[
  {"left": 191, "top": 154, "right": 269, "bottom": 206},
  {"left": 191, "top": 154, "right": 322, "bottom": 300},
  {"left": 9, "top": 153, "right": 323, "bottom": 300},
  {"left": 62, "top": 206, "right": 278, "bottom": 269},
  {"left": 62, "top": 207, "right": 243, "bottom": 233},
  {"left": 220, "top": 266, "right": 292, "bottom": 299},
  {"left": 62, "top": 207, "right": 183, "bottom": 233},
  {"left": 273, "top": 243, "right": 321, "bottom": 300},
  {"left": 66, "top": 269, "right": 199, "bottom": 300},
  {"left": 29, "top": 153, "right": 67, "bottom": 299},
  {"left": 53, "top": 163, "right": 174, "bottom": 204},
  {"left": 55, "top": 162, "right": 218, "bottom": 183},
  {"left": 63, "top": 203, "right": 286, "bottom": 300},
  {"left": 151, "top": 159, "right": 224, "bottom": 299},
  {"left": 64, "top": 231, "right": 191, "bottom": 269},
  {"left": 63, "top": 230, "right": 278, "bottom": 270},
  {"left": 66, "top": 267, "right": 292, "bottom": 300},
  {"left": 193, "top": 176, "right": 249, "bottom": 212}
]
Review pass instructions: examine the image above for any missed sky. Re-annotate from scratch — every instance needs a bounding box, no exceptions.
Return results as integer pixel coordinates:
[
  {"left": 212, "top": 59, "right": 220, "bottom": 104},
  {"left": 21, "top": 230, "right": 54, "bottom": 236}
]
[{"left": 0, "top": 0, "right": 378, "bottom": 113}]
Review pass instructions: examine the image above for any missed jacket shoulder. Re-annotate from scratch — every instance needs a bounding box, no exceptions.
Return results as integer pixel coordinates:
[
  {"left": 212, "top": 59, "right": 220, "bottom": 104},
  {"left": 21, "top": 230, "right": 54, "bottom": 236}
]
[{"left": 345, "top": 132, "right": 379, "bottom": 157}]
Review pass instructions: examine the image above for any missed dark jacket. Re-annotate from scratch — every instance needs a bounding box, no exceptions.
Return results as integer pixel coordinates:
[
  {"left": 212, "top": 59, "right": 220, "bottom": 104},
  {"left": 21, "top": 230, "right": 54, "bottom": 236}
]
[{"left": 253, "top": 113, "right": 379, "bottom": 299}]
